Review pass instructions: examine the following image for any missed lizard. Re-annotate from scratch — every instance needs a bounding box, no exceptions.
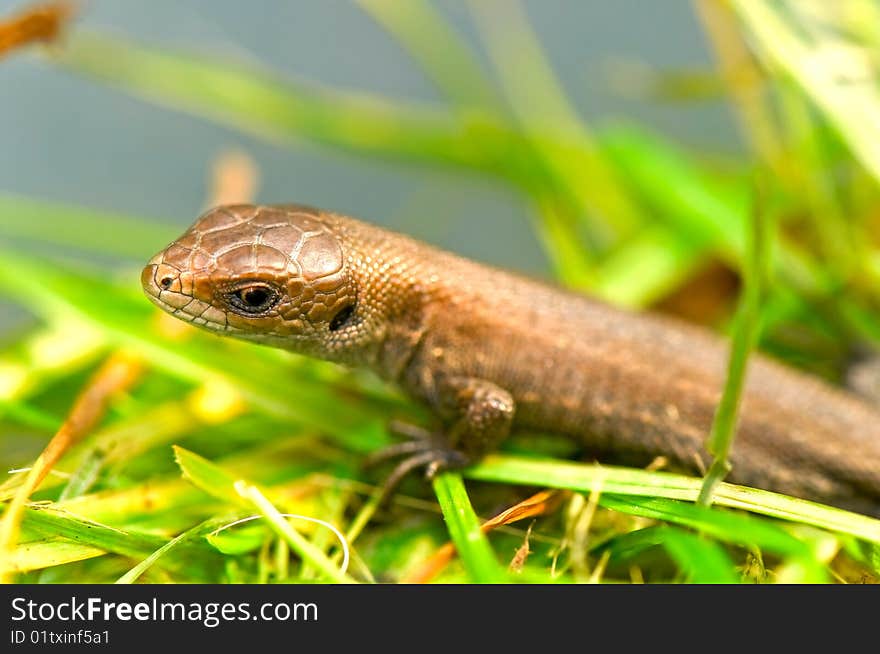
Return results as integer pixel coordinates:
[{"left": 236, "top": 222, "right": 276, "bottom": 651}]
[{"left": 140, "top": 204, "right": 880, "bottom": 517}]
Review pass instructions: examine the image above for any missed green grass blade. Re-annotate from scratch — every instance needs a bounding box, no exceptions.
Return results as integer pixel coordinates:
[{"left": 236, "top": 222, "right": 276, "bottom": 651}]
[
  {"left": 20, "top": 507, "right": 213, "bottom": 560},
  {"left": 4, "top": 538, "right": 105, "bottom": 574},
  {"left": 174, "top": 445, "right": 246, "bottom": 505},
  {"left": 660, "top": 528, "right": 740, "bottom": 583},
  {"left": 590, "top": 223, "right": 708, "bottom": 307},
  {"left": 0, "top": 193, "right": 176, "bottom": 260},
  {"left": 699, "top": 187, "right": 772, "bottom": 504},
  {"left": 355, "top": 0, "right": 497, "bottom": 108},
  {"left": 174, "top": 446, "right": 355, "bottom": 583},
  {"left": 596, "top": 125, "right": 880, "bottom": 345},
  {"left": 0, "top": 399, "right": 60, "bottom": 432},
  {"left": 601, "top": 125, "right": 748, "bottom": 255},
  {"left": 432, "top": 472, "right": 506, "bottom": 583},
  {"left": 465, "top": 455, "right": 880, "bottom": 544},
  {"left": 600, "top": 125, "right": 828, "bottom": 294},
  {"left": 597, "top": 524, "right": 669, "bottom": 563},
  {"left": 732, "top": 0, "right": 880, "bottom": 183},
  {"left": 54, "top": 32, "right": 512, "bottom": 178},
  {"left": 115, "top": 520, "right": 218, "bottom": 584},
  {"left": 598, "top": 495, "right": 828, "bottom": 582},
  {"left": 43, "top": 438, "right": 330, "bottom": 527},
  {"left": 598, "top": 495, "right": 809, "bottom": 557},
  {"left": 235, "top": 481, "right": 355, "bottom": 583},
  {"left": 469, "top": 0, "right": 640, "bottom": 238}
]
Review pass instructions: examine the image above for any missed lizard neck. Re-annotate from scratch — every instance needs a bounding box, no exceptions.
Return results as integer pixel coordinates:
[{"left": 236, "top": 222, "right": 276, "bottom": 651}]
[{"left": 323, "top": 217, "right": 436, "bottom": 380}]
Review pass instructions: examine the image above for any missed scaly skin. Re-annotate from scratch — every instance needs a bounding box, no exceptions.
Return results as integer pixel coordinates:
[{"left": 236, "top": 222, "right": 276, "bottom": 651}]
[{"left": 141, "top": 204, "right": 880, "bottom": 516}]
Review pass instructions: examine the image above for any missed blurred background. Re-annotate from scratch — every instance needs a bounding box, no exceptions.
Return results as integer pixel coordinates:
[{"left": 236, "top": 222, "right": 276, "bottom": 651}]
[{"left": 1, "top": 0, "right": 739, "bottom": 274}]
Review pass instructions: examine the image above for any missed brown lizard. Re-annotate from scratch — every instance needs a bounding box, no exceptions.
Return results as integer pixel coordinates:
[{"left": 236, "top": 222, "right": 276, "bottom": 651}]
[{"left": 141, "top": 204, "right": 880, "bottom": 516}]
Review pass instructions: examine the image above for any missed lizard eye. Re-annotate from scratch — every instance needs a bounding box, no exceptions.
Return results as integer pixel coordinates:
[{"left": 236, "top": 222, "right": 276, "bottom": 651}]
[{"left": 226, "top": 283, "right": 280, "bottom": 315}]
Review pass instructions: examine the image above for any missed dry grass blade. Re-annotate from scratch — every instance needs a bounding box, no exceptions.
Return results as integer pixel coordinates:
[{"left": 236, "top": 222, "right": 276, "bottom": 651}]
[
  {"left": 0, "top": 351, "right": 142, "bottom": 583},
  {"left": 695, "top": 0, "right": 784, "bottom": 171},
  {"left": 205, "top": 149, "right": 259, "bottom": 208},
  {"left": 403, "top": 489, "right": 567, "bottom": 583},
  {"left": 0, "top": 1, "right": 75, "bottom": 58}
]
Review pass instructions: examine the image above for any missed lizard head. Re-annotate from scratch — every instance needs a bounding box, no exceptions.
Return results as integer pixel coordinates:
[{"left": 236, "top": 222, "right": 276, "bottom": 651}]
[{"left": 141, "top": 204, "right": 367, "bottom": 359}]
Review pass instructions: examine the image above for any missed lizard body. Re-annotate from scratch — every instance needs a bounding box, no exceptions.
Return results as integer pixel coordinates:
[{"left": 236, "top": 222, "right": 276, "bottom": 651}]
[{"left": 141, "top": 204, "right": 880, "bottom": 516}]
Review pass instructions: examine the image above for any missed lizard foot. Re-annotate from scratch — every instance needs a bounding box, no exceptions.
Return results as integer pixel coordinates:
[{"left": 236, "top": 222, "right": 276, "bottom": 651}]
[{"left": 363, "top": 421, "right": 470, "bottom": 505}]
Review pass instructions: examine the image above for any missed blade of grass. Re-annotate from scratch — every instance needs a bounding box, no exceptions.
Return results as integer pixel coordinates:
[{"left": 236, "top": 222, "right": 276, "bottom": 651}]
[
  {"left": 0, "top": 398, "right": 60, "bottom": 432},
  {"left": 699, "top": 185, "right": 772, "bottom": 505},
  {"left": 599, "top": 495, "right": 828, "bottom": 581},
  {"left": 431, "top": 472, "right": 506, "bottom": 583},
  {"left": 54, "top": 32, "right": 519, "bottom": 180},
  {"left": 775, "top": 85, "right": 854, "bottom": 276},
  {"left": 0, "top": 352, "right": 142, "bottom": 582},
  {"left": 19, "top": 507, "right": 223, "bottom": 582},
  {"left": 597, "top": 124, "right": 880, "bottom": 340},
  {"left": 235, "top": 481, "right": 355, "bottom": 583},
  {"left": 468, "top": 0, "right": 641, "bottom": 239},
  {"left": 175, "top": 444, "right": 257, "bottom": 505},
  {"left": 116, "top": 516, "right": 242, "bottom": 584},
  {"left": 4, "top": 538, "right": 105, "bottom": 574},
  {"left": 599, "top": 495, "right": 807, "bottom": 554},
  {"left": 41, "top": 437, "right": 333, "bottom": 527},
  {"left": 0, "top": 1, "right": 74, "bottom": 59},
  {"left": 56, "top": 448, "right": 105, "bottom": 501},
  {"left": 465, "top": 454, "right": 880, "bottom": 544},
  {"left": 175, "top": 446, "right": 355, "bottom": 583},
  {"left": 590, "top": 222, "right": 709, "bottom": 307},
  {"left": 355, "top": 0, "right": 497, "bottom": 108},
  {"left": 20, "top": 506, "right": 202, "bottom": 559},
  {"left": 594, "top": 524, "right": 669, "bottom": 563},
  {"left": 731, "top": 0, "right": 880, "bottom": 184},
  {"left": 0, "top": 320, "right": 108, "bottom": 410},
  {"left": 405, "top": 489, "right": 564, "bottom": 583},
  {"left": 695, "top": 0, "right": 786, "bottom": 172},
  {"left": 660, "top": 527, "right": 740, "bottom": 583},
  {"left": 0, "top": 193, "right": 177, "bottom": 260}
]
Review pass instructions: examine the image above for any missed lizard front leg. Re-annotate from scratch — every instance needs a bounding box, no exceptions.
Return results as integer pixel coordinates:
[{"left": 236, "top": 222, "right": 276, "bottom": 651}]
[
  {"left": 438, "top": 376, "right": 516, "bottom": 461},
  {"left": 366, "top": 376, "right": 515, "bottom": 498}
]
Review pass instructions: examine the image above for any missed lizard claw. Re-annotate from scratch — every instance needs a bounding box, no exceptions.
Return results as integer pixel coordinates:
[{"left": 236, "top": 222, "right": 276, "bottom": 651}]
[
  {"left": 363, "top": 423, "right": 470, "bottom": 505},
  {"left": 379, "top": 447, "right": 470, "bottom": 506},
  {"left": 361, "top": 419, "right": 447, "bottom": 469}
]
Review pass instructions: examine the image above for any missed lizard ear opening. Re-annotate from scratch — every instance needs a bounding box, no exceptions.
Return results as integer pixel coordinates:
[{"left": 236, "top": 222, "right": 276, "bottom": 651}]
[{"left": 328, "top": 303, "right": 356, "bottom": 331}]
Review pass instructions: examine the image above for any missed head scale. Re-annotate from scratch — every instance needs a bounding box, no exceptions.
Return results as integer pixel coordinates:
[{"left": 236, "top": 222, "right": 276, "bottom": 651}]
[{"left": 141, "top": 204, "right": 369, "bottom": 360}]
